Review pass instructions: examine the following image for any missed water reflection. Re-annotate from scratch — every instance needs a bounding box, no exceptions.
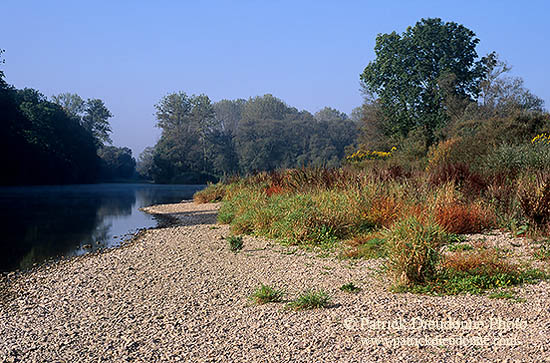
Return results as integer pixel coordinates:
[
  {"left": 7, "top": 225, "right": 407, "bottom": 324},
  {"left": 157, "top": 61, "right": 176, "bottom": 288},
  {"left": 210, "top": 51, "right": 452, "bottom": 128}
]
[{"left": 0, "top": 183, "right": 204, "bottom": 272}]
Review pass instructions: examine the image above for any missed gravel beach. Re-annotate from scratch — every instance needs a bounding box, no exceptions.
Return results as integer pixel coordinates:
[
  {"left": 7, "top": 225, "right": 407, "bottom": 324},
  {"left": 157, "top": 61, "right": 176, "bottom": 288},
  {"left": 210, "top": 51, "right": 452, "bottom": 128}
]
[{"left": 1, "top": 201, "right": 549, "bottom": 362}]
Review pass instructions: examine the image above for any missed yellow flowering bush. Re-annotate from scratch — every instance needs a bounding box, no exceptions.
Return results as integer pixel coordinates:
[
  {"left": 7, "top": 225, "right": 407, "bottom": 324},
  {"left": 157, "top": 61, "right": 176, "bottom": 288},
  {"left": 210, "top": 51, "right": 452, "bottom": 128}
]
[
  {"left": 346, "top": 147, "right": 397, "bottom": 163},
  {"left": 532, "top": 133, "right": 550, "bottom": 145}
]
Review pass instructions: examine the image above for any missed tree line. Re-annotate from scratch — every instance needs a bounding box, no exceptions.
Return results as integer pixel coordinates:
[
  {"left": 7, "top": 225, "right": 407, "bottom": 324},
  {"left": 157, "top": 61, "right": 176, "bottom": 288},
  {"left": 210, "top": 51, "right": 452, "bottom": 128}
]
[
  {"left": 138, "top": 93, "right": 359, "bottom": 183},
  {"left": 3, "top": 17, "right": 547, "bottom": 185},
  {"left": 0, "top": 51, "right": 136, "bottom": 185}
]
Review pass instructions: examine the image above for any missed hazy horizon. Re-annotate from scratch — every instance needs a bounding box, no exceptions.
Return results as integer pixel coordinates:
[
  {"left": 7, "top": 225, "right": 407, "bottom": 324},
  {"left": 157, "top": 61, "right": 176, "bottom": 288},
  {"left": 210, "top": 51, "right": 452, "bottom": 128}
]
[{"left": 3, "top": 0, "right": 549, "bottom": 156}]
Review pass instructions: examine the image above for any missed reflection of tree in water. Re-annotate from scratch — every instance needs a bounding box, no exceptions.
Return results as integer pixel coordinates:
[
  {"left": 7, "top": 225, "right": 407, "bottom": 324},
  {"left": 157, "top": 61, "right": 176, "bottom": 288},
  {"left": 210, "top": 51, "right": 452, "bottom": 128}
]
[
  {"left": 0, "top": 184, "right": 203, "bottom": 272},
  {"left": 135, "top": 184, "right": 204, "bottom": 207},
  {"left": 0, "top": 185, "right": 135, "bottom": 272}
]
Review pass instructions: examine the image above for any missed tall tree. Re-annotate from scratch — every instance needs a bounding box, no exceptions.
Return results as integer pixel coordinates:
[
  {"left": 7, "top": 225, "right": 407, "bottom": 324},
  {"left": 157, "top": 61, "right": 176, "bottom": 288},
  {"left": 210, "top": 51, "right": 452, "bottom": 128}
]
[
  {"left": 51, "top": 92, "right": 85, "bottom": 118},
  {"left": 360, "top": 18, "right": 488, "bottom": 146},
  {"left": 82, "top": 99, "right": 113, "bottom": 147}
]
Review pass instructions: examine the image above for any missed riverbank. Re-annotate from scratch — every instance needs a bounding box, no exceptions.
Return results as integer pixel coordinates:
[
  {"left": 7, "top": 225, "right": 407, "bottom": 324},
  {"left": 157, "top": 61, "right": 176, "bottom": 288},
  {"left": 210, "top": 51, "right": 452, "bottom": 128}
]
[{"left": 1, "top": 202, "right": 549, "bottom": 362}]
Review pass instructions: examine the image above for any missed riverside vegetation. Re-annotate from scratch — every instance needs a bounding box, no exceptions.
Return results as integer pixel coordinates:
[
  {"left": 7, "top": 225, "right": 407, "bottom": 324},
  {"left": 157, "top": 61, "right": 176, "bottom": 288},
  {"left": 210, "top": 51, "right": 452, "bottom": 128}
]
[
  {"left": 193, "top": 18, "right": 550, "bottom": 300},
  {"left": 194, "top": 134, "right": 550, "bottom": 297}
]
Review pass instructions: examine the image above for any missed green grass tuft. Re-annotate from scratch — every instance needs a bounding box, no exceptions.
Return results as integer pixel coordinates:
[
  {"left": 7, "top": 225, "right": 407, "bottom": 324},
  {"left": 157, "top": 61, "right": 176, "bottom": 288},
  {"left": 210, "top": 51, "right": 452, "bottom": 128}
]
[
  {"left": 287, "top": 289, "right": 331, "bottom": 310},
  {"left": 227, "top": 235, "right": 244, "bottom": 252},
  {"left": 249, "top": 284, "right": 285, "bottom": 304},
  {"left": 339, "top": 282, "right": 361, "bottom": 293}
]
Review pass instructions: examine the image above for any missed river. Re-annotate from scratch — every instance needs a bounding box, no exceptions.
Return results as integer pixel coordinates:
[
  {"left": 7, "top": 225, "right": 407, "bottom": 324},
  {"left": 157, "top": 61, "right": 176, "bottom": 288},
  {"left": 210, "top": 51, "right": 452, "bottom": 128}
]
[{"left": 0, "top": 183, "right": 204, "bottom": 273}]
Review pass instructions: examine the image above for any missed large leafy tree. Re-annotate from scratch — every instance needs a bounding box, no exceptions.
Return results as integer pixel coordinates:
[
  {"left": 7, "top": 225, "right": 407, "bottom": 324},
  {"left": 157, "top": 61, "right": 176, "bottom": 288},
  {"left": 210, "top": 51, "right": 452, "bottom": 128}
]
[
  {"left": 82, "top": 98, "right": 113, "bottom": 147},
  {"left": 360, "top": 18, "right": 488, "bottom": 146},
  {"left": 51, "top": 92, "right": 86, "bottom": 118},
  {"left": 152, "top": 92, "right": 218, "bottom": 182}
]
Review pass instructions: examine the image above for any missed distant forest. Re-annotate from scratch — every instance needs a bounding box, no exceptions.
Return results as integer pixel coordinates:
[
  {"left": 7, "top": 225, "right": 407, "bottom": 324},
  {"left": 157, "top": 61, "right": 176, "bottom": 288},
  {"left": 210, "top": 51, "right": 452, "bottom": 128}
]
[{"left": 138, "top": 93, "right": 359, "bottom": 183}]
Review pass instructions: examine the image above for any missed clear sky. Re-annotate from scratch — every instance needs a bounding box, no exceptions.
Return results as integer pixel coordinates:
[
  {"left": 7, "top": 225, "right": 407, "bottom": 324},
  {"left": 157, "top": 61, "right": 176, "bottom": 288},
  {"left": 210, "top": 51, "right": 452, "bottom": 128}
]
[{"left": 2, "top": 0, "right": 549, "bottom": 156}]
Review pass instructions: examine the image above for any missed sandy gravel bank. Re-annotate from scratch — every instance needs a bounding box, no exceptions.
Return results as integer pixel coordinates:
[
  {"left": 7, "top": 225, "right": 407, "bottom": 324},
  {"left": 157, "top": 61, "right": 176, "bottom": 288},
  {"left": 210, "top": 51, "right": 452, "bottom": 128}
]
[{"left": 1, "top": 201, "right": 549, "bottom": 362}]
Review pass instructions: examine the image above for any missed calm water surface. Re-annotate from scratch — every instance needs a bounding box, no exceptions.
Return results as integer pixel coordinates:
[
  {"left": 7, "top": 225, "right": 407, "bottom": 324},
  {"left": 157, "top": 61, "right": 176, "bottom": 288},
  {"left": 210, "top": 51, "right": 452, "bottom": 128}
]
[{"left": 0, "top": 183, "right": 204, "bottom": 273}]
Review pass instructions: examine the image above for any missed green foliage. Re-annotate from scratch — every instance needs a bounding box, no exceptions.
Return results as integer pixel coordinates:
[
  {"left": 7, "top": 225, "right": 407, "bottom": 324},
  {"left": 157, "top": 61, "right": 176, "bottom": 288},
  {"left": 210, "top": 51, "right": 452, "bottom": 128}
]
[
  {"left": 0, "top": 86, "right": 102, "bottom": 185},
  {"left": 408, "top": 268, "right": 548, "bottom": 295},
  {"left": 82, "top": 98, "right": 113, "bottom": 147},
  {"left": 287, "top": 289, "right": 331, "bottom": 310},
  {"left": 448, "top": 243, "right": 473, "bottom": 252},
  {"left": 149, "top": 92, "right": 357, "bottom": 182},
  {"left": 249, "top": 284, "right": 285, "bottom": 304},
  {"left": 360, "top": 18, "right": 487, "bottom": 146},
  {"left": 98, "top": 146, "right": 136, "bottom": 181},
  {"left": 339, "top": 282, "right": 361, "bottom": 293},
  {"left": 227, "top": 235, "right": 244, "bottom": 252}
]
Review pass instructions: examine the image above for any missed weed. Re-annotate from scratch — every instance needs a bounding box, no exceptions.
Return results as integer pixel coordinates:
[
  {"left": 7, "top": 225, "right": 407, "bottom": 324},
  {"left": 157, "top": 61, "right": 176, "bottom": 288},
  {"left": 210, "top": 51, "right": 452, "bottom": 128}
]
[
  {"left": 341, "top": 236, "right": 386, "bottom": 259},
  {"left": 488, "top": 290, "right": 526, "bottom": 302},
  {"left": 383, "top": 217, "right": 449, "bottom": 286},
  {"left": 534, "top": 239, "right": 550, "bottom": 261},
  {"left": 227, "top": 235, "right": 244, "bottom": 252},
  {"left": 249, "top": 284, "right": 285, "bottom": 304},
  {"left": 448, "top": 243, "right": 473, "bottom": 252},
  {"left": 339, "top": 282, "right": 361, "bottom": 293},
  {"left": 287, "top": 289, "right": 331, "bottom": 310},
  {"left": 194, "top": 183, "right": 226, "bottom": 203}
]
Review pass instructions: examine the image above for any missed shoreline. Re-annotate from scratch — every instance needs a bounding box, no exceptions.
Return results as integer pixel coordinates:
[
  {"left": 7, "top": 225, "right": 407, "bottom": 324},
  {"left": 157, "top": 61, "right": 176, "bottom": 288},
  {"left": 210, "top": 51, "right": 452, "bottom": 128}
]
[{"left": 1, "top": 202, "right": 549, "bottom": 362}]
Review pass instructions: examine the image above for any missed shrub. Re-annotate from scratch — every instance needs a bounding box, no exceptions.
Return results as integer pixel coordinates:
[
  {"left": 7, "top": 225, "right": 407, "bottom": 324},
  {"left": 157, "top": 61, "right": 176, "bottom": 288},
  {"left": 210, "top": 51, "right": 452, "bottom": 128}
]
[
  {"left": 517, "top": 173, "right": 550, "bottom": 229},
  {"left": 193, "top": 183, "right": 226, "bottom": 203},
  {"left": 426, "top": 137, "right": 462, "bottom": 171},
  {"left": 249, "top": 284, "right": 285, "bottom": 304},
  {"left": 227, "top": 235, "right": 244, "bottom": 252},
  {"left": 287, "top": 289, "right": 331, "bottom": 310},
  {"left": 435, "top": 202, "right": 494, "bottom": 234},
  {"left": 383, "top": 217, "right": 449, "bottom": 286}
]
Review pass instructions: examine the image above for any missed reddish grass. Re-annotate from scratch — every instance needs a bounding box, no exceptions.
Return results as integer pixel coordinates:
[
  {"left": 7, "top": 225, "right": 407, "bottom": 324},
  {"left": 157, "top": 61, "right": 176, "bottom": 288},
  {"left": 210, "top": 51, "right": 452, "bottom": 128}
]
[
  {"left": 429, "top": 162, "right": 487, "bottom": 196},
  {"left": 441, "top": 248, "right": 515, "bottom": 275},
  {"left": 435, "top": 202, "right": 494, "bottom": 234},
  {"left": 368, "top": 196, "right": 402, "bottom": 228}
]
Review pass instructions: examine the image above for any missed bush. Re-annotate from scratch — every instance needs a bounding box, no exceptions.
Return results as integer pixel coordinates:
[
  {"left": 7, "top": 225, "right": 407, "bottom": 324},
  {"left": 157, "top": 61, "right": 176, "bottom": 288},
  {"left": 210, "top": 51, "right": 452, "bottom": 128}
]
[
  {"left": 193, "top": 183, "right": 226, "bottom": 203},
  {"left": 384, "top": 217, "right": 449, "bottom": 286},
  {"left": 517, "top": 173, "right": 550, "bottom": 230}
]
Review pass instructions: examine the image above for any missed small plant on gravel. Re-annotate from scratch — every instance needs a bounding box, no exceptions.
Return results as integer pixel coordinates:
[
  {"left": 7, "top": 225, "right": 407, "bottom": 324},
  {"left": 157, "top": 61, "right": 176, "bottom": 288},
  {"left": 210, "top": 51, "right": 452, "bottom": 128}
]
[
  {"left": 534, "top": 239, "right": 550, "bottom": 261},
  {"left": 341, "top": 234, "right": 387, "bottom": 259},
  {"left": 487, "top": 290, "right": 526, "bottom": 302},
  {"left": 249, "top": 284, "right": 285, "bottom": 304},
  {"left": 287, "top": 289, "right": 331, "bottom": 310},
  {"left": 339, "top": 282, "right": 361, "bottom": 293},
  {"left": 227, "top": 235, "right": 244, "bottom": 252}
]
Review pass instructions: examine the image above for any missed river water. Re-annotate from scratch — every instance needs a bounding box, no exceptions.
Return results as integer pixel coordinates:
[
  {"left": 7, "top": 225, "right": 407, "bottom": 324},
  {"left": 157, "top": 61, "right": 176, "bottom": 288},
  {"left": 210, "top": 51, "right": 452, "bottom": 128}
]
[{"left": 0, "top": 183, "right": 204, "bottom": 273}]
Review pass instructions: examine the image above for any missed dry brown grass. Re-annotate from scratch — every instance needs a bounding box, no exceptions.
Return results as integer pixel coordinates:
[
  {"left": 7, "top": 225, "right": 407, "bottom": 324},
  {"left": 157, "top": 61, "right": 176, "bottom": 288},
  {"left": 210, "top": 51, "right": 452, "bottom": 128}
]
[
  {"left": 435, "top": 202, "right": 495, "bottom": 234},
  {"left": 440, "top": 248, "right": 516, "bottom": 275}
]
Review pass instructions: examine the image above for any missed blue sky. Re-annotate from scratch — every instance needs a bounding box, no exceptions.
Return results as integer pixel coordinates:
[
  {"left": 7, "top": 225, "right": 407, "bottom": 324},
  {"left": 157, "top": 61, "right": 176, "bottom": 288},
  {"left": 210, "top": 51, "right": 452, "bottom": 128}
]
[{"left": 2, "top": 0, "right": 549, "bottom": 156}]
